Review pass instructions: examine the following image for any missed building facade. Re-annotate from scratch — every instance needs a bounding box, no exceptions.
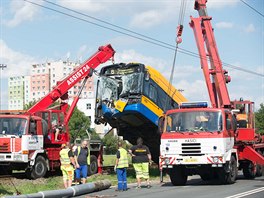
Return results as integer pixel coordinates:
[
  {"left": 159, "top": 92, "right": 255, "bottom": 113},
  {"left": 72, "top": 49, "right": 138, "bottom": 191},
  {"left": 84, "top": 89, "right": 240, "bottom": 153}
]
[
  {"left": 8, "top": 76, "right": 25, "bottom": 110},
  {"left": 8, "top": 60, "right": 95, "bottom": 113}
]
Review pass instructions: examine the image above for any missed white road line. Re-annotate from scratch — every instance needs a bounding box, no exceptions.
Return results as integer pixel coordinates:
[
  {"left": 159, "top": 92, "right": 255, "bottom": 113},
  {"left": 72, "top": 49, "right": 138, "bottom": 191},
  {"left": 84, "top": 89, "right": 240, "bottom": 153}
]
[{"left": 225, "top": 187, "right": 264, "bottom": 198}]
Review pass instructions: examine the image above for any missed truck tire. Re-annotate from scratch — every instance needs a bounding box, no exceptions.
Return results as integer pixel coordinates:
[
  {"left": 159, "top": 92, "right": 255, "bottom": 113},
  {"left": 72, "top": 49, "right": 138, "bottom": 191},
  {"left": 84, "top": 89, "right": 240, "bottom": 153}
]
[
  {"left": 169, "top": 166, "right": 187, "bottom": 186},
  {"left": 256, "top": 150, "right": 263, "bottom": 177},
  {"left": 28, "top": 156, "right": 48, "bottom": 179},
  {"left": 243, "top": 161, "right": 256, "bottom": 179},
  {"left": 88, "top": 155, "right": 98, "bottom": 176},
  {"left": 218, "top": 156, "right": 237, "bottom": 184},
  {"left": 200, "top": 172, "right": 215, "bottom": 181},
  {"left": 256, "top": 165, "right": 263, "bottom": 177},
  {"left": 0, "top": 166, "right": 12, "bottom": 175}
]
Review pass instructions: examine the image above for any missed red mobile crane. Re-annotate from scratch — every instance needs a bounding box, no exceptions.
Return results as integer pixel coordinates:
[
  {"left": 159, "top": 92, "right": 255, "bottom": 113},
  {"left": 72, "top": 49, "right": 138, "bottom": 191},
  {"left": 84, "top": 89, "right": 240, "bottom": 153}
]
[
  {"left": 0, "top": 44, "right": 115, "bottom": 179},
  {"left": 159, "top": 0, "right": 264, "bottom": 185}
]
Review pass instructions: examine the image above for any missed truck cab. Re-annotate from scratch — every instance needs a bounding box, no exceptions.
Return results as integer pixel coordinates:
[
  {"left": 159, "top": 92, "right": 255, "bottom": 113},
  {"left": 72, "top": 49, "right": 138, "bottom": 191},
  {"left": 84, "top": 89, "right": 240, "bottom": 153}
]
[{"left": 159, "top": 102, "right": 238, "bottom": 185}]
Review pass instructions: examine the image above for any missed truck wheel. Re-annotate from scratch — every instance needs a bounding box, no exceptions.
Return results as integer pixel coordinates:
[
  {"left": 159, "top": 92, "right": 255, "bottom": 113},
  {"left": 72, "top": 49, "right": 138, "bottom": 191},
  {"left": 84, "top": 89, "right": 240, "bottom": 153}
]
[
  {"left": 29, "top": 156, "right": 48, "bottom": 179},
  {"left": 218, "top": 156, "right": 237, "bottom": 184},
  {"left": 256, "top": 165, "right": 263, "bottom": 177},
  {"left": 243, "top": 161, "right": 256, "bottom": 179},
  {"left": 169, "top": 166, "right": 187, "bottom": 186},
  {"left": 200, "top": 172, "right": 215, "bottom": 181},
  {"left": 256, "top": 151, "right": 263, "bottom": 177},
  {"left": 88, "top": 155, "right": 98, "bottom": 176}
]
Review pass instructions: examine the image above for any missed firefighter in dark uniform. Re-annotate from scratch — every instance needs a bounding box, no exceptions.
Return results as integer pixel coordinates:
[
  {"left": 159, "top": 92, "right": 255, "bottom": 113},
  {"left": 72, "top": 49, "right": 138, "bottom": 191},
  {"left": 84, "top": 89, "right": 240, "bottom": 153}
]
[{"left": 129, "top": 137, "right": 152, "bottom": 189}]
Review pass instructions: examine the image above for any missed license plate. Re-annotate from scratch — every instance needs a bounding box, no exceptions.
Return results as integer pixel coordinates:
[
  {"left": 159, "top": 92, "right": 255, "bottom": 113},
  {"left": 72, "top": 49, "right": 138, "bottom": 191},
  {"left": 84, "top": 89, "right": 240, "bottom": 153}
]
[
  {"left": 115, "top": 99, "right": 128, "bottom": 112},
  {"left": 184, "top": 158, "right": 197, "bottom": 163}
]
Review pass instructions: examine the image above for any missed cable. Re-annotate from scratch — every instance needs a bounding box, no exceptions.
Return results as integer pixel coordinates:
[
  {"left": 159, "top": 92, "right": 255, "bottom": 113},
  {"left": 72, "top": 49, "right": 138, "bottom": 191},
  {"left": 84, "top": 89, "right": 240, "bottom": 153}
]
[
  {"left": 23, "top": 0, "right": 264, "bottom": 78},
  {"left": 240, "top": 0, "right": 264, "bottom": 18}
]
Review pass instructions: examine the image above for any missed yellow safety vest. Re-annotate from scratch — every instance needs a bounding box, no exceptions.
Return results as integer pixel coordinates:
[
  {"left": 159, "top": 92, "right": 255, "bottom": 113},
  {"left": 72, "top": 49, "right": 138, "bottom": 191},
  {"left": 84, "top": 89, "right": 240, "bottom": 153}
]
[
  {"left": 60, "top": 148, "right": 71, "bottom": 165},
  {"left": 117, "top": 148, "right": 129, "bottom": 168},
  {"left": 77, "top": 146, "right": 90, "bottom": 165}
]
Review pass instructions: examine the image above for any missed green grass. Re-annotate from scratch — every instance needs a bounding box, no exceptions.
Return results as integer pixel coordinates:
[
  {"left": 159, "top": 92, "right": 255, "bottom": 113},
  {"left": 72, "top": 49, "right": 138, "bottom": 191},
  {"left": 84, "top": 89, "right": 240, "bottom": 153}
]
[
  {"left": 103, "top": 154, "right": 132, "bottom": 166},
  {"left": 0, "top": 166, "right": 163, "bottom": 196},
  {"left": 0, "top": 176, "right": 63, "bottom": 196}
]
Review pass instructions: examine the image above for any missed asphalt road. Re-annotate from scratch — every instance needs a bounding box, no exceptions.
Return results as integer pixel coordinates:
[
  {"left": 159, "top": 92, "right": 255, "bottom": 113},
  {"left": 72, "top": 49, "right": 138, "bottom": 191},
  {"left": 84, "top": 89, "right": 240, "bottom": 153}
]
[{"left": 80, "top": 173, "right": 264, "bottom": 198}]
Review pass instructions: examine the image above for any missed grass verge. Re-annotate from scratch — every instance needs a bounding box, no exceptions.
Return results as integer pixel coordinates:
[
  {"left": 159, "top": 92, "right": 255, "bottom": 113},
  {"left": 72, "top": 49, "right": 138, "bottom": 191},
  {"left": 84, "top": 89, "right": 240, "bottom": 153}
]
[{"left": 0, "top": 166, "right": 164, "bottom": 196}]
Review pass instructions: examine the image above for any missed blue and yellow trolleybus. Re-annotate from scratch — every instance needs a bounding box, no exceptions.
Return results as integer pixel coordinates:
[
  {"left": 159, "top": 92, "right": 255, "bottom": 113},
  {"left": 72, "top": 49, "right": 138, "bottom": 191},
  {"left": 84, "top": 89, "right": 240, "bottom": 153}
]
[{"left": 95, "top": 63, "right": 187, "bottom": 162}]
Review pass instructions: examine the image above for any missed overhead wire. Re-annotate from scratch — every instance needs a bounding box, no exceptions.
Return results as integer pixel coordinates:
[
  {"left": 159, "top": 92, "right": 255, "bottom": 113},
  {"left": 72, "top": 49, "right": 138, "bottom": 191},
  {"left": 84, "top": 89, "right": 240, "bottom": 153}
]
[
  {"left": 23, "top": 0, "right": 264, "bottom": 78},
  {"left": 240, "top": 0, "right": 264, "bottom": 18}
]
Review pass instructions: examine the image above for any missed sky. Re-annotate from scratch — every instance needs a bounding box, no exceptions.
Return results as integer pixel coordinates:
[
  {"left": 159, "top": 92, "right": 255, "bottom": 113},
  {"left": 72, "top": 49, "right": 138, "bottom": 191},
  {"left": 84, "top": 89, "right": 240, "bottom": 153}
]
[{"left": 0, "top": 0, "right": 263, "bottom": 110}]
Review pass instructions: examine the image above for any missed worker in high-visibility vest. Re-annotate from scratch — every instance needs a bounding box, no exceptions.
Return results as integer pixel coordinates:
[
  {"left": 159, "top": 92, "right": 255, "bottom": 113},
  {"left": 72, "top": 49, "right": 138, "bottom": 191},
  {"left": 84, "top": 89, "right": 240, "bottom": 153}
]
[
  {"left": 60, "top": 142, "right": 76, "bottom": 188},
  {"left": 74, "top": 140, "right": 90, "bottom": 184},
  {"left": 115, "top": 141, "right": 129, "bottom": 191}
]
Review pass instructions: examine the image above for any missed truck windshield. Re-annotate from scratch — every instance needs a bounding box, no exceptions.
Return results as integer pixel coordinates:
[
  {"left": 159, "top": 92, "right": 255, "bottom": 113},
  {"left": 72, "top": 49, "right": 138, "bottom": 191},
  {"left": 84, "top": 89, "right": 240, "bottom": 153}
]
[
  {"left": 166, "top": 111, "right": 222, "bottom": 132},
  {"left": 0, "top": 118, "right": 28, "bottom": 136}
]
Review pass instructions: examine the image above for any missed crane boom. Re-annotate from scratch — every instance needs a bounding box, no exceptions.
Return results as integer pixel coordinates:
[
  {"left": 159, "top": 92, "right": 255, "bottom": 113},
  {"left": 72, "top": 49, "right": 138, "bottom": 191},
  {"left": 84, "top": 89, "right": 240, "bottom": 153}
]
[
  {"left": 28, "top": 44, "right": 115, "bottom": 114},
  {"left": 190, "top": 0, "right": 231, "bottom": 108}
]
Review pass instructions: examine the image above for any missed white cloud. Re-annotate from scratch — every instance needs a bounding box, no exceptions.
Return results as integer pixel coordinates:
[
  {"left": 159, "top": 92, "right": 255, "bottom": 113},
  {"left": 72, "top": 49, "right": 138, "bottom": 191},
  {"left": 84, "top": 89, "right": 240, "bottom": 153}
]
[
  {"left": 0, "top": 40, "right": 38, "bottom": 78},
  {"left": 130, "top": 10, "right": 167, "bottom": 29},
  {"left": 57, "top": 0, "right": 105, "bottom": 13},
  {"left": 243, "top": 24, "right": 256, "bottom": 33},
  {"left": 4, "top": 0, "right": 42, "bottom": 27},
  {"left": 115, "top": 49, "right": 167, "bottom": 70},
  {"left": 206, "top": 0, "right": 239, "bottom": 9},
  {"left": 215, "top": 22, "right": 233, "bottom": 29},
  {"left": 175, "top": 79, "right": 209, "bottom": 102}
]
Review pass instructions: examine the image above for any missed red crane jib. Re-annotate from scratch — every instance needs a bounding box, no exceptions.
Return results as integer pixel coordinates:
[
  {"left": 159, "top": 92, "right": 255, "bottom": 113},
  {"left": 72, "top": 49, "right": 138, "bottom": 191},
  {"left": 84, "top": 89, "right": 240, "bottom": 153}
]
[{"left": 28, "top": 44, "right": 115, "bottom": 114}]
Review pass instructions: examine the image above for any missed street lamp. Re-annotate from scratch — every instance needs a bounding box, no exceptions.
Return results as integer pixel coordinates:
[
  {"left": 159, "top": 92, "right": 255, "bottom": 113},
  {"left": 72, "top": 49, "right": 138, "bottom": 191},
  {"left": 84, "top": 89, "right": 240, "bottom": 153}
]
[{"left": 0, "top": 64, "right": 7, "bottom": 110}]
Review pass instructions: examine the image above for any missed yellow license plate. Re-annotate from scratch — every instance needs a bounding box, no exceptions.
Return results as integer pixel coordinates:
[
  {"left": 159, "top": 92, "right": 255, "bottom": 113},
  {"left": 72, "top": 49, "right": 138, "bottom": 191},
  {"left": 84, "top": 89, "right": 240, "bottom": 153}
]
[
  {"left": 115, "top": 99, "right": 128, "bottom": 112},
  {"left": 184, "top": 158, "right": 198, "bottom": 163}
]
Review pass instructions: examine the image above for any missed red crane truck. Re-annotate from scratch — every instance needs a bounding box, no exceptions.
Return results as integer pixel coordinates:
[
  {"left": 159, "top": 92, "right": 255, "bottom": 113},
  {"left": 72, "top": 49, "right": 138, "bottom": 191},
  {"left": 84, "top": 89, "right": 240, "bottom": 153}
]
[
  {"left": 159, "top": 0, "right": 264, "bottom": 185},
  {"left": 0, "top": 44, "right": 115, "bottom": 179}
]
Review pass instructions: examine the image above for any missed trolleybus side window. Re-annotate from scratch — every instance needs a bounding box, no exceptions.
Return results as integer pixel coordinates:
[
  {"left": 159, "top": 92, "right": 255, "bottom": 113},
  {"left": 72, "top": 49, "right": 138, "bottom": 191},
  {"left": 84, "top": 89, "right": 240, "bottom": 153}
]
[{"left": 149, "top": 84, "right": 157, "bottom": 103}]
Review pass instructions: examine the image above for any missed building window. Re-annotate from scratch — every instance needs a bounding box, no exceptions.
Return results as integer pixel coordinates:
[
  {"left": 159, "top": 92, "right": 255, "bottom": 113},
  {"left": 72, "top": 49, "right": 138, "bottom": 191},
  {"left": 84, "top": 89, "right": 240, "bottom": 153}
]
[{"left": 86, "top": 103, "right": 91, "bottom": 109}]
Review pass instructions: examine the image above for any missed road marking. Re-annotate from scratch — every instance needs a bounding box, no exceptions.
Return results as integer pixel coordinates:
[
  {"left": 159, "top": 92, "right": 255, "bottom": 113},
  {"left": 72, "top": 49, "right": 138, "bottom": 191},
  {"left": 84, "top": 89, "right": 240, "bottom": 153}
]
[{"left": 225, "top": 187, "right": 264, "bottom": 198}]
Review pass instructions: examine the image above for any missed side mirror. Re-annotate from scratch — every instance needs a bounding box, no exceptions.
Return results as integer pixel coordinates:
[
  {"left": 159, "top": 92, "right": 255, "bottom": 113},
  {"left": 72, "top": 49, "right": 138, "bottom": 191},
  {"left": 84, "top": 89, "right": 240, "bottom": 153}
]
[
  {"left": 158, "top": 116, "right": 165, "bottom": 135},
  {"left": 226, "top": 119, "right": 231, "bottom": 130},
  {"left": 88, "top": 69, "right": 94, "bottom": 77},
  {"left": 144, "top": 71, "right": 150, "bottom": 81},
  {"left": 30, "top": 121, "right": 36, "bottom": 135}
]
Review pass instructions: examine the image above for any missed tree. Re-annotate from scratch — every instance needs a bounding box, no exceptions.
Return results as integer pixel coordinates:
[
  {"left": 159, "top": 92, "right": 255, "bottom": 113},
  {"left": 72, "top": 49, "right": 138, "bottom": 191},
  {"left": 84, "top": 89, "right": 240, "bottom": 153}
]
[
  {"left": 24, "top": 100, "right": 99, "bottom": 141},
  {"left": 255, "top": 103, "right": 264, "bottom": 135},
  {"left": 102, "top": 130, "right": 132, "bottom": 154},
  {"left": 102, "top": 131, "right": 119, "bottom": 154},
  {"left": 23, "top": 100, "right": 37, "bottom": 110},
  {"left": 69, "top": 107, "right": 100, "bottom": 142}
]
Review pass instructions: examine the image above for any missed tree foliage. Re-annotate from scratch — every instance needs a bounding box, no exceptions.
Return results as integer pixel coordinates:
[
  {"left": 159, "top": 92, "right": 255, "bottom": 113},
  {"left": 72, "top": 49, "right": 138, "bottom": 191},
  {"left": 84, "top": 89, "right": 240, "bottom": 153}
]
[
  {"left": 24, "top": 100, "right": 99, "bottom": 141},
  {"left": 255, "top": 103, "right": 264, "bottom": 134},
  {"left": 23, "top": 100, "right": 37, "bottom": 110},
  {"left": 102, "top": 131, "right": 119, "bottom": 154},
  {"left": 69, "top": 107, "right": 100, "bottom": 142},
  {"left": 102, "top": 130, "right": 132, "bottom": 154}
]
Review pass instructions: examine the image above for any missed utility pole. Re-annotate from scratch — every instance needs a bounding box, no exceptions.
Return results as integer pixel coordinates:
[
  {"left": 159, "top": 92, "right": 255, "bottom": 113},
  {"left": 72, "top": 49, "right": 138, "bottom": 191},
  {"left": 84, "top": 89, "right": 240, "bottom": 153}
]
[{"left": 0, "top": 64, "right": 7, "bottom": 110}]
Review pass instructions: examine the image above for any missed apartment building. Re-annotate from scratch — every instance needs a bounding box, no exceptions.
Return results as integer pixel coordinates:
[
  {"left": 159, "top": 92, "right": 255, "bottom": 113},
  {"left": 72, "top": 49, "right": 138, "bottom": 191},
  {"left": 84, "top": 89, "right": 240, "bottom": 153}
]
[
  {"left": 8, "top": 60, "right": 95, "bottom": 113},
  {"left": 8, "top": 76, "right": 25, "bottom": 110}
]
